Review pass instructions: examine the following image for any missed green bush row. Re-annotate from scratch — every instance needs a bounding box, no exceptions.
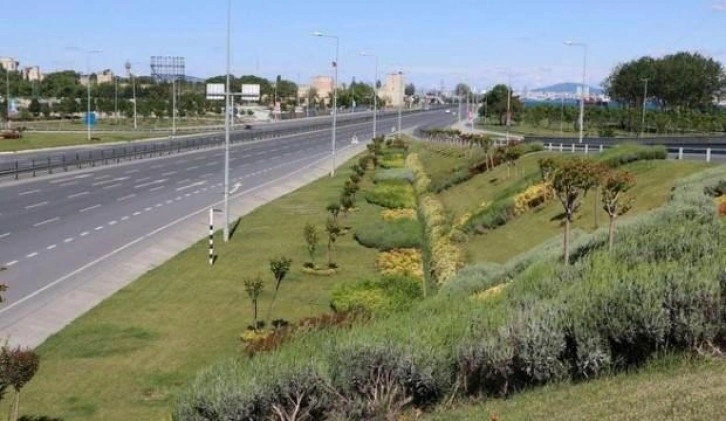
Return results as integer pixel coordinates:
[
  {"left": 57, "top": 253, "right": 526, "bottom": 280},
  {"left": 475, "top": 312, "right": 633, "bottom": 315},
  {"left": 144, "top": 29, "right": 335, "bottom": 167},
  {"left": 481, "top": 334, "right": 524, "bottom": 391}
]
[
  {"left": 596, "top": 144, "right": 668, "bottom": 167},
  {"left": 364, "top": 183, "right": 417, "bottom": 209},
  {"left": 373, "top": 168, "right": 415, "bottom": 184},
  {"left": 353, "top": 218, "right": 422, "bottom": 251},
  {"left": 330, "top": 276, "right": 422, "bottom": 314}
]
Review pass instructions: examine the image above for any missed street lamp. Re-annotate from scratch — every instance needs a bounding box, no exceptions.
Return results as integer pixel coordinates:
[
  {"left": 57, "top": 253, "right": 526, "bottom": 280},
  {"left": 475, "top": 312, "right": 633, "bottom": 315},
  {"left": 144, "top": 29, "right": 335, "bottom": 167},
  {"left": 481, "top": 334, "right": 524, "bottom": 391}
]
[
  {"left": 359, "top": 51, "right": 378, "bottom": 137},
  {"left": 312, "top": 31, "right": 339, "bottom": 176},
  {"left": 124, "top": 60, "right": 138, "bottom": 130},
  {"left": 223, "top": 0, "right": 232, "bottom": 242},
  {"left": 84, "top": 50, "right": 102, "bottom": 142},
  {"left": 564, "top": 40, "right": 587, "bottom": 143},
  {"left": 4, "top": 63, "right": 9, "bottom": 130},
  {"left": 397, "top": 70, "right": 403, "bottom": 134},
  {"left": 641, "top": 77, "right": 649, "bottom": 137}
]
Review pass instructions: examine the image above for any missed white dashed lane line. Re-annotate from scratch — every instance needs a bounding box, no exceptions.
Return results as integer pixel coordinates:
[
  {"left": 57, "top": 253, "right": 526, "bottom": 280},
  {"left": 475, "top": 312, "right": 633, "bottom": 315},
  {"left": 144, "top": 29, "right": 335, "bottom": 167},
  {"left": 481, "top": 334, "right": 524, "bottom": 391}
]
[
  {"left": 26, "top": 252, "right": 38, "bottom": 258},
  {"left": 117, "top": 194, "right": 136, "bottom": 202},
  {"left": 79, "top": 204, "right": 101, "bottom": 213},
  {"left": 18, "top": 189, "right": 41, "bottom": 196},
  {"left": 121, "top": 216, "right": 129, "bottom": 221},
  {"left": 103, "top": 183, "right": 123, "bottom": 190},
  {"left": 134, "top": 179, "right": 167, "bottom": 189},
  {"left": 0, "top": 232, "right": 10, "bottom": 239},
  {"left": 33, "top": 217, "right": 60, "bottom": 227},
  {"left": 95, "top": 226, "right": 104, "bottom": 231},
  {"left": 64, "top": 238, "right": 74, "bottom": 243},
  {"left": 58, "top": 181, "right": 79, "bottom": 187},
  {"left": 162, "top": 171, "right": 177, "bottom": 176},
  {"left": 46, "top": 244, "right": 57, "bottom": 250},
  {"left": 68, "top": 191, "right": 89, "bottom": 199},
  {"left": 186, "top": 166, "right": 200, "bottom": 171},
  {"left": 108, "top": 221, "right": 117, "bottom": 226},
  {"left": 4, "top": 260, "right": 17, "bottom": 267},
  {"left": 133, "top": 211, "right": 142, "bottom": 216},
  {"left": 80, "top": 231, "right": 90, "bottom": 237},
  {"left": 25, "top": 201, "right": 49, "bottom": 209},
  {"left": 149, "top": 186, "right": 165, "bottom": 192},
  {"left": 124, "top": 169, "right": 140, "bottom": 174}
]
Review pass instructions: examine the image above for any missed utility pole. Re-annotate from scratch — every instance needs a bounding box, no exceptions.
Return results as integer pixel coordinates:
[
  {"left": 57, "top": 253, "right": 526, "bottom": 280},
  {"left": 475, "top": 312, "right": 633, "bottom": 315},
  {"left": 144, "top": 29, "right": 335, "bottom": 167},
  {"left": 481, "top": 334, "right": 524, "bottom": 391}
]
[
  {"left": 171, "top": 78, "right": 176, "bottom": 138},
  {"left": 565, "top": 41, "right": 588, "bottom": 143},
  {"left": 312, "top": 32, "right": 339, "bottom": 176},
  {"left": 398, "top": 71, "right": 403, "bottom": 135},
  {"left": 223, "top": 0, "right": 232, "bottom": 242},
  {"left": 641, "top": 77, "right": 649, "bottom": 137},
  {"left": 114, "top": 76, "right": 118, "bottom": 122},
  {"left": 5, "top": 64, "right": 10, "bottom": 130}
]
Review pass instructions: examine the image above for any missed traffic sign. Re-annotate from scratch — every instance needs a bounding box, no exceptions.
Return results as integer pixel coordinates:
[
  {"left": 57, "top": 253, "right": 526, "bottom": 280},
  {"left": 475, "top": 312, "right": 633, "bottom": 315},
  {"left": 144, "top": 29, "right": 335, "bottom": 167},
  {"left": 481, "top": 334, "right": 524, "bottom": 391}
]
[{"left": 84, "top": 112, "right": 97, "bottom": 126}]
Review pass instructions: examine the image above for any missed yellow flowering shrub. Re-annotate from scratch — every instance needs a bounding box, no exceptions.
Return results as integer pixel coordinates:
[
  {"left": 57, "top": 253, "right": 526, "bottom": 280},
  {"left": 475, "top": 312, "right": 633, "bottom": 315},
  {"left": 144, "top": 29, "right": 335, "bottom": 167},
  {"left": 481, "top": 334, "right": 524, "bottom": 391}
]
[
  {"left": 405, "top": 153, "right": 430, "bottom": 194},
  {"left": 454, "top": 212, "right": 472, "bottom": 229},
  {"left": 381, "top": 208, "right": 417, "bottom": 221},
  {"left": 376, "top": 248, "right": 424, "bottom": 281},
  {"left": 513, "top": 181, "right": 553, "bottom": 215},
  {"left": 240, "top": 329, "right": 273, "bottom": 343},
  {"left": 473, "top": 283, "right": 508, "bottom": 301},
  {"left": 717, "top": 195, "right": 726, "bottom": 216}
]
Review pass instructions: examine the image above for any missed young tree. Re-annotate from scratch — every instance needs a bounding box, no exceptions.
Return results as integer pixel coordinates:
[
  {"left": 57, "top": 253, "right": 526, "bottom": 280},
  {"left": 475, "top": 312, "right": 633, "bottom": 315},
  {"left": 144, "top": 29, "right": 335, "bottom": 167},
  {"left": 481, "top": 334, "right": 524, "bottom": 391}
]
[
  {"left": 340, "top": 194, "right": 354, "bottom": 213},
  {"left": 538, "top": 157, "right": 558, "bottom": 182},
  {"left": 326, "top": 203, "right": 341, "bottom": 222},
  {"left": 28, "top": 99, "right": 41, "bottom": 117},
  {"left": 303, "top": 223, "right": 319, "bottom": 267},
  {"left": 325, "top": 217, "right": 341, "bottom": 268},
  {"left": 0, "top": 346, "right": 40, "bottom": 421},
  {"left": 503, "top": 145, "right": 523, "bottom": 178},
  {"left": 243, "top": 276, "right": 264, "bottom": 331},
  {"left": 601, "top": 170, "right": 636, "bottom": 251},
  {"left": 343, "top": 180, "right": 359, "bottom": 201},
  {"left": 267, "top": 256, "right": 292, "bottom": 320},
  {"left": 552, "top": 158, "right": 593, "bottom": 265}
]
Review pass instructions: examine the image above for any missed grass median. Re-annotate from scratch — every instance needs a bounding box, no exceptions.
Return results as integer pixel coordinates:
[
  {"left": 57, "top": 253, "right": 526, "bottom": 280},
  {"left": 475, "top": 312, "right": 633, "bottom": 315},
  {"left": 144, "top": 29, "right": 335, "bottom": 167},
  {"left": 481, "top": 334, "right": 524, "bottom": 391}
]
[
  {"left": 11, "top": 157, "right": 380, "bottom": 421},
  {"left": 0, "top": 132, "right": 162, "bottom": 153}
]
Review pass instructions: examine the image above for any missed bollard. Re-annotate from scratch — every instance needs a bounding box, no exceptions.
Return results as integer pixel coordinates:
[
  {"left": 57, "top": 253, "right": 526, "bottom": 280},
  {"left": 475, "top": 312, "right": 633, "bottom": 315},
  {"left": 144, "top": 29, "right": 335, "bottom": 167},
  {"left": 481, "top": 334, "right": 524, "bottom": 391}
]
[
  {"left": 706, "top": 148, "right": 711, "bottom": 163},
  {"left": 63, "top": 155, "right": 67, "bottom": 172},
  {"left": 599, "top": 144, "right": 604, "bottom": 153},
  {"left": 209, "top": 208, "right": 215, "bottom": 265},
  {"left": 571, "top": 144, "right": 576, "bottom": 153},
  {"left": 548, "top": 143, "right": 553, "bottom": 152},
  {"left": 678, "top": 147, "right": 683, "bottom": 160},
  {"left": 584, "top": 144, "right": 589, "bottom": 154},
  {"left": 559, "top": 143, "right": 563, "bottom": 152},
  {"left": 76, "top": 153, "right": 81, "bottom": 168}
]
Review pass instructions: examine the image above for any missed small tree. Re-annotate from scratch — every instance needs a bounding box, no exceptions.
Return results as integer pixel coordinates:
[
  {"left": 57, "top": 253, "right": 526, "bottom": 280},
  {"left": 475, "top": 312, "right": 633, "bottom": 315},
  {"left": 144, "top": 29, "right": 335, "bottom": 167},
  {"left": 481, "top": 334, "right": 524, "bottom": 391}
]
[
  {"left": 243, "top": 276, "right": 264, "bottom": 331},
  {"left": 0, "top": 346, "right": 40, "bottom": 421},
  {"left": 503, "top": 145, "right": 523, "bottom": 178},
  {"left": 28, "top": 99, "right": 41, "bottom": 117},
  {"left": 326, "top": 203, "right": 341, "bottom": 222},
  {"left": 343, "top": 180, "right": 359, "bottom": 200},
  {"left": 340, "top": 193, "right": 354, "bottom": 213},
  {"left": 552, "top": 158, "right": 593, "bottom": 265},
  {"left": 601, "top": 170, "right": 636, "bottom": 251},
  {"left": 303, "top": 223, "right": 319, "bottom": 267},
  {"left": 325, "top": 217, "right": 341, "bottom": 268},
  {"left": 267, "top": 256, "right": 292, "bottom": 320},
  {"left": 538, "top": 157, "right": 557, "bottom": 182}
]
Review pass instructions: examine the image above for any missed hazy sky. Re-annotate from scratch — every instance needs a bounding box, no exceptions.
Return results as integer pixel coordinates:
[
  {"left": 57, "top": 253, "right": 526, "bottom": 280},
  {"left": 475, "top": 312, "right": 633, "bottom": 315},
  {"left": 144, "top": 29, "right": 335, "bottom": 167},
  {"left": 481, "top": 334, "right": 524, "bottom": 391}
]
[{"left": 3, "top": 0, "right": 725, "bottom": 91}]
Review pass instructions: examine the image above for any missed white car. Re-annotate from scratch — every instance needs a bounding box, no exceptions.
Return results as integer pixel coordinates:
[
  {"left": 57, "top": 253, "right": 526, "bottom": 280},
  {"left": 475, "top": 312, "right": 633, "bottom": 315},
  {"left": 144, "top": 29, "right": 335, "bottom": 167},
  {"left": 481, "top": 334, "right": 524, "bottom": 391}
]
[{"left": 445, "top": 109, "right": 451, "bottom": 113}]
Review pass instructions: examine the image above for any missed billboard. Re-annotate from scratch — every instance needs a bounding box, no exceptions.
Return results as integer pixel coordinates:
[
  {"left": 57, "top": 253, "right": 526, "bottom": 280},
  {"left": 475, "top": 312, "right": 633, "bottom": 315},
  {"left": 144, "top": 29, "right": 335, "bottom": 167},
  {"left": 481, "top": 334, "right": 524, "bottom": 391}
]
[
  {"left": 206, "top": 83, "right": 225, "bottom": 100},
  {"left": 241, "top": 84, "right": 261, "bottom": 101}
]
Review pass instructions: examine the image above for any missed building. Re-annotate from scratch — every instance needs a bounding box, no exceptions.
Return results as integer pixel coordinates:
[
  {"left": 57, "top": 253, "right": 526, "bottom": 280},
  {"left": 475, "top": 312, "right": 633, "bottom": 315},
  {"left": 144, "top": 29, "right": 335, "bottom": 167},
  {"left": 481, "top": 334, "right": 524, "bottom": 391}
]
[
  {"left": 97, "top": 69, "right": 115, "bottom": 84},
  {"left": 310, "top": 76, "right": 334, "bottom": 105},
  {"left": 0, "top": 57, "right": 19, "bottom": 72},
  {"left": 378, "top": 72, "right": 405, "bottom": 107},
  {"left": 22, "top": 66, "right": 43, "bottom": 82}
]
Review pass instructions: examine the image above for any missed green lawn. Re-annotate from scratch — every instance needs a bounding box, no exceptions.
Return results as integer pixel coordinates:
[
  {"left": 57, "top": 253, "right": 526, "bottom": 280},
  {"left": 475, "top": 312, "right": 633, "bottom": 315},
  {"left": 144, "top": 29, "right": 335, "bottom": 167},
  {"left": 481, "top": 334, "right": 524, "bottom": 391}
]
[
  {"left": 0, "top": 131, "right": 163, "bottom": 152},
  {"left": 12, "top": 159, "right": 383, "bottom": 421},
  {"left": 426, "top": 356, "right": 726, "bottom": 421},
  {"left": 460, "top": 159, "right": 709, "bottom": 263},
  {"left": 20, "top": 117, "right": 224, "bottom": 131},
  {"left": 410, "top": 141, "right": 468, "bottom": 185}
]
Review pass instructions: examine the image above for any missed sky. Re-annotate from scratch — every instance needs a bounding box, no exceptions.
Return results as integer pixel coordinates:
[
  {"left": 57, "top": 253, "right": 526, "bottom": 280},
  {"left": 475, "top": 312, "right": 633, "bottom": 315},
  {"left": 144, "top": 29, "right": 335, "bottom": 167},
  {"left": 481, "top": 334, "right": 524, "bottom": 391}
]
[{"left": 3, "top": 0, "right": 726, "bottom": 92}]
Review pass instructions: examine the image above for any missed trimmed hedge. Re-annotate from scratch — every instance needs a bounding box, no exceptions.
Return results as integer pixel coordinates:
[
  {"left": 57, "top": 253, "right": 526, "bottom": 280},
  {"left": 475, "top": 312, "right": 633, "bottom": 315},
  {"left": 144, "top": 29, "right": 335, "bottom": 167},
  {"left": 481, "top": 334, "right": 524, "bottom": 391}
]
[
  {"left": 354, "top": 218, "right": 422, "bottom": 251},
  {"left": 373, "top": 168, "right": 415, "bottom": 184},
  {"left": 596, "top": 144, "right": 667, "bottom": 167},
  {"left": 364, "top": 183, "right": 416, "bottom": 209},
  {"left": 330, "top": 276, "right": 422, "bottom": 314}
]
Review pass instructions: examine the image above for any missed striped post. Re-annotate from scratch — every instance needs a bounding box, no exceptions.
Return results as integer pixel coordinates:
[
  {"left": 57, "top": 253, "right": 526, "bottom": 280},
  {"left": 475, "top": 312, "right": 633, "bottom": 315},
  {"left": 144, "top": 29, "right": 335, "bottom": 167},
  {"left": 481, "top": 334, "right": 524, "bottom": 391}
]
[
  {"left": 584, "top": 144, "right": 589, "bottom": 154},
  {"left": 599, "top": 144, "right": 604, "bottom": 153},
  {"left": 209, "top": 208, "right": 214, "bottom": 265},
  {"left": 706, "top": 148, "right": 711, "bottom": 163}
]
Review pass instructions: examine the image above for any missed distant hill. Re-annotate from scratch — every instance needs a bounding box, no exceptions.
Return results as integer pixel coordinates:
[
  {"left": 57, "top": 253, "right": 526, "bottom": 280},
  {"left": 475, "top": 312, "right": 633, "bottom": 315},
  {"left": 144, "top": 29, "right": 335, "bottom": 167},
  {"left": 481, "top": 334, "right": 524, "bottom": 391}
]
[{"left": 532, "top": 82, "right": 603, "bottom": 95}]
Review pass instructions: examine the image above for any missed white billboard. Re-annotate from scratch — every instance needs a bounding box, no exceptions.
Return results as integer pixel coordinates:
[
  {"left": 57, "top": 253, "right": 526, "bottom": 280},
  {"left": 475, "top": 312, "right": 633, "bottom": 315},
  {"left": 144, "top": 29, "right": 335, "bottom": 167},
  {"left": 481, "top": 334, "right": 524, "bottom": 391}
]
[
  {"left": 206, "top": 83, "right": 225, "bottom": 100},
  {"left": 241, "top": 84, "right": 261, "bottom": 101}
]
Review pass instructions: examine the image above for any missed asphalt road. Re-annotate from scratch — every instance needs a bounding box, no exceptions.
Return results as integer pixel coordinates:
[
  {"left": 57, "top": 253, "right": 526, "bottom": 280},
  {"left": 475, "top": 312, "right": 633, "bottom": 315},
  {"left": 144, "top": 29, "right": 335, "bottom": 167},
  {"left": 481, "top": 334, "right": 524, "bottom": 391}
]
[{"left": 0, "top": 109, "right": 455, "bottom": 312}]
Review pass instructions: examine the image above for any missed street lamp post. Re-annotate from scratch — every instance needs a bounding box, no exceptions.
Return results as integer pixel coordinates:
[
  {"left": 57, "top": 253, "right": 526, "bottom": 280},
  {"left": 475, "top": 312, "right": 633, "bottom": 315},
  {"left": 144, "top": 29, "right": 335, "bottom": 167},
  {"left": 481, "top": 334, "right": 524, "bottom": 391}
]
[
  {"left": 114, "top": 76, "right": 118, "bottom": 122},
  {"left": 223, "top": 0, "right": 232, "bottom": 242},
  {"left": 397, "top": 71, "right": 403, "bottom": 135},
  {"left": 313, "top": 31, "right": 339, "bottom": 176},
  {"left": 360, "top": 52, "right": 378, "bottom": 137},
  {"left": 5, "top": 65, "right": 9, "bottom": 130},
  {"left": 565, "top": 40, "right": 587, "bottom": 143},
  {"left": 124, "top": 60, "right": 138, "bottom": 129},
  {"left": 641, "top": 77, "right": 649, "bottom": 137},
  {"left": 84, "top": 50, "right": 101, "bottom": 142}
]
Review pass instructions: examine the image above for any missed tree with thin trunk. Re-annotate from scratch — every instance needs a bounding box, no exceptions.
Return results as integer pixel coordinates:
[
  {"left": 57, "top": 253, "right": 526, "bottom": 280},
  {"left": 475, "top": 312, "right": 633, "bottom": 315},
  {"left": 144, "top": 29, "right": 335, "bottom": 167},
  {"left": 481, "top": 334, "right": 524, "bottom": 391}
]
[
  {"left": 538, "top": 157, "right": 558, "bottom": 182},
  {"left": 552, "top": 158, "right": 593, "bottom": 265},
  {"left": 503, "top": 145, "right": 523, "bottom": 178},
  {"left": 601, "top": 170, "right": 636, "bottom": 251},
  {"left": 267, "top": 256, "right": 292, "bottom": 320},
  {"left": 580, "top": 161, "right": 607, "bottom": 229},
  {"left": 326, "top": 203, "right": 341, "bottom": 223},
  {"left": 303, "top": 223, "right": 319, "bottom": 267},
  {"left": 325, "top": 216, "right": 341, "bottom": 268},
  {"left": 243, "top": 276, "right": 264, "bottom": 331},
  {"left": 0, "top": 346, "right": 40, "bottom": 421}
]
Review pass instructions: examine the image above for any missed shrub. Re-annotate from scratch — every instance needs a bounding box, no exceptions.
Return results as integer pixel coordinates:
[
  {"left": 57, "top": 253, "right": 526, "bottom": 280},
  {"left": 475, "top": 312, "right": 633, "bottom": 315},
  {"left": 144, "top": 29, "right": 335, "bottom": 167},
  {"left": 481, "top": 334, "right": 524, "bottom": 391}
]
[
  {"left": 379, "top": 154, "right": 406, "bottom": 169},
  {"left": 429, "top": 168, "right": 472, "bottom": 193},
  {"left": 373, "top": 168, "right": 415, "bottom": 184},
  {"left": 376, "top": 249, "right": 424, "bottom": 280},
  {"left": 440, "top": 262, "right": 504, "bottom": 297},
  {"left": 704, "top": 180, "right": 726, "bottom": 197},
  {"left": 381, "top": 208, "right": 417, "bottom": 221},
  {"left": 463, "top": 198, "right": 516, "bottom": 233},
  {"left": 719, "top": 196, "right": 726, "bottom": 216},
  {"left": 596, "top": 144, "right": 667, "bottom": 168},
  {"left": 330, "top": 276, "right": 423, "bottom": 314},
  {"left": 354, "top": 218, "right": 422, "bottom": 251},
  {"left": 364, "top": 183, "right": 416, "bottom": 209},
  {"left": 512, "top": 181, "right": 554, "bottom": 215}
]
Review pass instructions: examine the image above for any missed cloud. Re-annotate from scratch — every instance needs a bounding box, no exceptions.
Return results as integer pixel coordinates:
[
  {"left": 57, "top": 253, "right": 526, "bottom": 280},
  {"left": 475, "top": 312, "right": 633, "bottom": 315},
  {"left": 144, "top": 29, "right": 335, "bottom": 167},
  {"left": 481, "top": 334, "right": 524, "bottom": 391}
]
[{"left": 712, "top": 1, "right": 726, "bottom": 11}]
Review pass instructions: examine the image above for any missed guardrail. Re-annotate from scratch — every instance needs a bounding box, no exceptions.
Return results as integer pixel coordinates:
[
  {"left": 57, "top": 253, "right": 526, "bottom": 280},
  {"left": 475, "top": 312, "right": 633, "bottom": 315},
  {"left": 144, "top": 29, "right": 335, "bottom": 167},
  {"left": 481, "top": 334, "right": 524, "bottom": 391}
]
[{"left": 0, "top": 109, "right": 430, "bottom": 181}]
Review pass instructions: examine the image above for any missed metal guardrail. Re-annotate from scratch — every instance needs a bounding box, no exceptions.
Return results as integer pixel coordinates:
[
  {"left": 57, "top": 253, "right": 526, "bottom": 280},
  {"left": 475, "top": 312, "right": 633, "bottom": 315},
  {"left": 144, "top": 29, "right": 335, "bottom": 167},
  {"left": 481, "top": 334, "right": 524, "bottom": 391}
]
[{"left": 0, "top": 110, "right": 429, "bottom": 181}]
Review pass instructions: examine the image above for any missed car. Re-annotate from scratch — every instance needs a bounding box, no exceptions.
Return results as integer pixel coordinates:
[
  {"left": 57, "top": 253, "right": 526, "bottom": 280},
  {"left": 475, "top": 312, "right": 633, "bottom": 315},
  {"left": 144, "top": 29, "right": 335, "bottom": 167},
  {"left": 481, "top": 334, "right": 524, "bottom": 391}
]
[{"left": 444, "top": 109, "right": 450, "bottom": 113}]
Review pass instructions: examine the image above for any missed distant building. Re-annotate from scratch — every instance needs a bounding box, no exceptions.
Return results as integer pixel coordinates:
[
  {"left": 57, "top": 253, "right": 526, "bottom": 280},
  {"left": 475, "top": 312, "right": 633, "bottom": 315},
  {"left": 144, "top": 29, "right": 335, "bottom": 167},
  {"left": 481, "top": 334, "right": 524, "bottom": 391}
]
[
  {"left": 22, "top": 66, "right": 43, "bottom": 82},
  {"left": 378, "top": 72, "right": 405, "bottom": 107},
  {"left": 97, "top": 69, "right": 115, "bottom": 84},
  {"left": 297, "top": 84, "right": 311, "bottom": 104},
  {"left": 0, "top": 57, "right": 19, "bottom": 72},
  {"left": 310, "top": 76, "right": 334, "bottom": 105}
]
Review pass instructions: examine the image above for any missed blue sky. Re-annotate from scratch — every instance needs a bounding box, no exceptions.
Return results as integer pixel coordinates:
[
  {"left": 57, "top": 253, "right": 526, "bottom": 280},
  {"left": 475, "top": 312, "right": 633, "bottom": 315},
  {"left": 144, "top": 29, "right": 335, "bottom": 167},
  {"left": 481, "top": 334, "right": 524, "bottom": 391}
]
[{"left": 3, "top": 0, "right": 726, "bottom": 91}]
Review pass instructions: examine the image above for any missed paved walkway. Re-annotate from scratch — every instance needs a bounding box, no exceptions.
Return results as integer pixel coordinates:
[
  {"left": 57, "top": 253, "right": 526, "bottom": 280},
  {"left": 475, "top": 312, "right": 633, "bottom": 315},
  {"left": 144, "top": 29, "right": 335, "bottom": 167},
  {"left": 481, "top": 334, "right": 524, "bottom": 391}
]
[{"left": 450, "top": 120, "right": 524, "bottom": 140}]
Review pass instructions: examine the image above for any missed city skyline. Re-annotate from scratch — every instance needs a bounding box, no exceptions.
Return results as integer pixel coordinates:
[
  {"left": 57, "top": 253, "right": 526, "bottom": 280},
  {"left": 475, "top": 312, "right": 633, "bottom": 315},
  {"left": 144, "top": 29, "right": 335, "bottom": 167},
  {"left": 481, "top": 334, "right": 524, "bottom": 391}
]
[{"left": 2, "top": 0, "right": 725, "bottom": 91}]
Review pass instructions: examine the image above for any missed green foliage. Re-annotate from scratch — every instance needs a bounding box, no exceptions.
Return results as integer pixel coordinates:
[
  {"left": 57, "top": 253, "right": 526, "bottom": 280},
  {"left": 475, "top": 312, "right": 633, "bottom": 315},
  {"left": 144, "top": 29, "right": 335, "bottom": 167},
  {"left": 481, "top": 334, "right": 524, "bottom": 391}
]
[
  {"left": 463, "top": 198, "right": 516, "bottom": 233},
  {"left": 243, "top": 276, "right": 264, "bottom": 330},
  {"left": 330, "top": 276, "right": 422, "bottom": 314},
  {"left": 303, "top": 223, "right": 320, "bottom": 265},
  {"left": 364, "top": 183, "right": 416, "bottom": 209},
  {"left": 596, "top": 144, "right": 667, "bottom": 168},
  {"left": 354, "top": 218, "right": 422, "bottom": 251},
  {"left": 478, "top": 84, "right": 524, "bottom": 125},
  {"left": 373, "top": 168, "right": 415, "bottom": 184}
]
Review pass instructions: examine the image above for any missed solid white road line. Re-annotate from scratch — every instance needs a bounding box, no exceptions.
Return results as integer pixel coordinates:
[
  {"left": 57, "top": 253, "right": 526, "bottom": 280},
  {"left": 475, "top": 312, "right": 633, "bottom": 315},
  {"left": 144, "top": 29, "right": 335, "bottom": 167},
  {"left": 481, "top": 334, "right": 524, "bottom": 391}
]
[
  {"left": 25, "top": 201, "right": 48, "bottom": 209},
  {"left": 79, "top": 204, "right": 101, "bottom": 213},
  {"left": 176, "top": 181, "right": 206, "bottom": 191},
  {"left": 33, "top": 217, "right": 59, "bottom": 227},
  {"left": 67, "top": 192, "right": 89, "bottom": 199}
]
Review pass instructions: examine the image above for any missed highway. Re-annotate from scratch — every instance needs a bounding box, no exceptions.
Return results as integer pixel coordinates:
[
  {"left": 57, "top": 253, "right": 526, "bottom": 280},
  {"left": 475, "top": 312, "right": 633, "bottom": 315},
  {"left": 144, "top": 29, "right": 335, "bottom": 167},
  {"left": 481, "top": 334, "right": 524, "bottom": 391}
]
[{"left": 0, "top": 109, "right": 455, "bottom": 344}]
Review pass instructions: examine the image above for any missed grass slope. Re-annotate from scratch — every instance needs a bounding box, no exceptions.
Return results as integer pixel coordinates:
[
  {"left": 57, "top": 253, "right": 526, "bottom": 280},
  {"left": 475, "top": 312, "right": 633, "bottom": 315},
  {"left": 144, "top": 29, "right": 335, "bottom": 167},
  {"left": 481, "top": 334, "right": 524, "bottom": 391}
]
[
  {"left": 0, "top": 132, "right": 160, "bottom": 152},
  {"left": 427, "top": 356, "right": 726, "bottom": 421},
  {"left": 12, "top": 159, "right": 380, "bottom": 421}
]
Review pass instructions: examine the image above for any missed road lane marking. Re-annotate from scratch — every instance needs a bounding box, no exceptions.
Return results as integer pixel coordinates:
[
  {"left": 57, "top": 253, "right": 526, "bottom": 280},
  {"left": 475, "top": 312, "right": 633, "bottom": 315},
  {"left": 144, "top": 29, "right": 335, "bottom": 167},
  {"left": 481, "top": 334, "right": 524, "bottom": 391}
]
[
  {"left": 135, "top": 177, "right": 151, "bottom": 182},
  {"left": 124, "top": 169, "right": 140, "bottom": 174},
  {"left": 92, "top": 177, "right": 129, "bottom": 187},
  {"left": 108, "top": 221, "right": 117, "bottom": 226},
  {"left": 144, "top": 207, "right": 153, "bottom": 212},
  {"left": 176, "top": 178, "right": 191, "bottom": 184},
  {"left": 186, "top": 165, "right": 200, "bottom": 171},
  {"left": 64, "top": 237, "right": 74, "bottom": 243},
  {"left": 165, "top": 200, "right": 173, "bottom": 204},
  {"left": 117, "top": 194, "right": 136, "bottom": 202},
  {"left": 176, "top": 181, "right": 206, "bottom": 191},
  {"left": 134, "top": 179, "right": 167, "bottom": 189},
  {"left": 0, "top": 232, "right": 10, "bottom": 239},
  {"left": 49, "top": 174, "right": 91, "bottom": 184},
  {"left": 79, "top": 204, "right": 101, "bottom": 213},
  {"left": 26, "top": 252, "right": 38, "bottom": 258},
  {"left": 175, "top": 196, "right": 182, "bottom": 200},
  {"left": 155, "top": 203, "right": 163, "bottom": 208},
  {"left": 25, "top": 201, "right": 48, "bottom": 209},
  {"left": 149, "top": 185, "right": 165, "bottom": 192},
  {"left": 121, "top": 216, "right": 129, "bottom": 221},
  {"left": 19, "top": 189, "right": 41, "bottom": 196},
  {"left": 151, "top": 164, "right": 165, "bottom": 169},
  {"left": 80, "top": 231, "right": 90, "bottom": 237},
  {"left": 47, "top": 244, "right": 57, "bottom": 250},
  {"left": 59, "top": 181, "right": 79, "bottom": 187},
  {"left": 94, "top": 175, "right": 111, "bottom": 180},
  {"left": 4, "top": 260, "right": 17, "bottom": 267},
  {"left": 95, "top": 226, "right": 104, "bottom": 231},
  {"left": 162, "top": 171, "right": 177, "bottom": 176},
  {"left": 33, "top": 217, "right": 59, "bottom": 227},
  {"left": 103, "top": 183, "right": 123, "bottom": 190},
  {"left": 200, "top": 173, "right": 214, "bottom": 178},
  {"left": 67, "top": 192, "right": 89, "bottom": 199},
  {"left": 133, "top": 211, "right": 142, "bottom": 216}
]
